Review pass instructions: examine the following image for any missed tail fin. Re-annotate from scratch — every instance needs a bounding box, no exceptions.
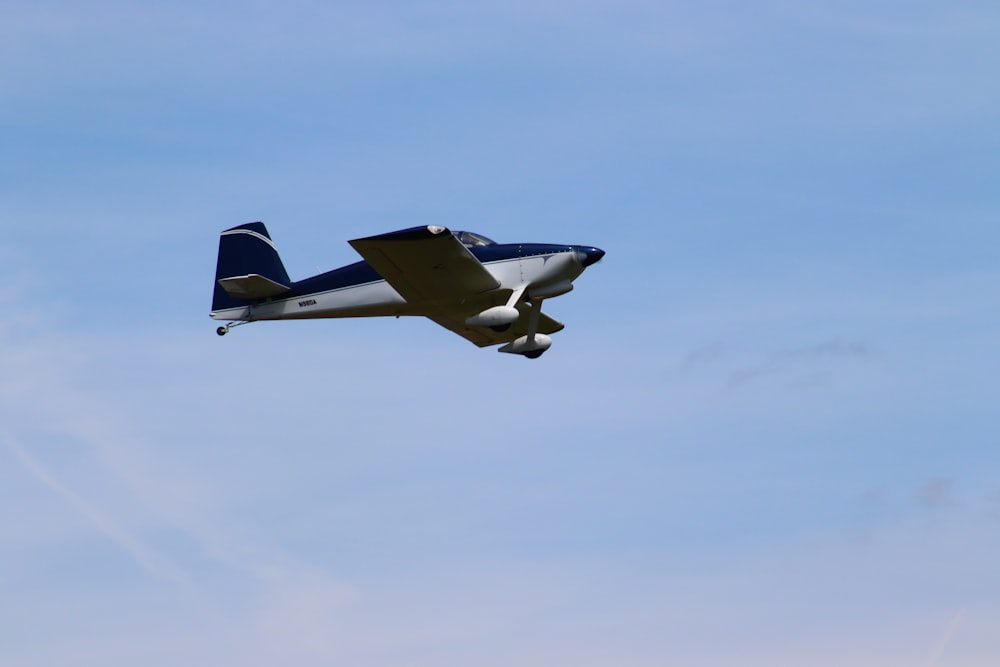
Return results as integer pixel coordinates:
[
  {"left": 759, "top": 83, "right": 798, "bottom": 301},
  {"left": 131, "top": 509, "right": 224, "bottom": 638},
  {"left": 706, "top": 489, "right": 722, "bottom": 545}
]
[{"left": 211, "top": 222, "right": 292, "bottom": 313}]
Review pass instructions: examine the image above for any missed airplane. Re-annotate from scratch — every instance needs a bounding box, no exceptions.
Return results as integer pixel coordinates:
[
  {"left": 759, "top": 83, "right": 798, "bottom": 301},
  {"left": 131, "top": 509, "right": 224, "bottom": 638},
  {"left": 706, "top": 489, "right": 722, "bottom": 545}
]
[{"left": 210, "top": 222, "right": 605, "bottom": 358}]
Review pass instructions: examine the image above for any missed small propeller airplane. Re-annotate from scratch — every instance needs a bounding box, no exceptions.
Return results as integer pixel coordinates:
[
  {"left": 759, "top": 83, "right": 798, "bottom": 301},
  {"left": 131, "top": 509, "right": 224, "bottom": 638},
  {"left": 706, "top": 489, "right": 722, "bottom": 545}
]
[{"left": 210, "top": 222, "right": 604, "bottom": 358}]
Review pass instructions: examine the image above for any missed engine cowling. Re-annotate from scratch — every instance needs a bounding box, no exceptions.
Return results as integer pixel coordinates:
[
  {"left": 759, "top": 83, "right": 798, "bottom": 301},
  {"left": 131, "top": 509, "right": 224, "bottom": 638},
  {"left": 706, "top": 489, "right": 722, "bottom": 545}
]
[
  {"left": 498, "top": 334, "right": 552, "bottom": 358},
  {"left": 465, "top": 305, "right": 520, "bottom": 327}
]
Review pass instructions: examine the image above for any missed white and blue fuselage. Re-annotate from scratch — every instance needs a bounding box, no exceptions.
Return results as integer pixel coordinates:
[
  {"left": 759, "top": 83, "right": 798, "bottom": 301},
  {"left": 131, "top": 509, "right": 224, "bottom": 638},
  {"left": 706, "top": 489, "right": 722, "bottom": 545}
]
[
  {"left": 211, "top": 238, "right": 602, "bottom": 323},
  {"left": 209, "top": 224, "right": 604, "bottom": 357}
]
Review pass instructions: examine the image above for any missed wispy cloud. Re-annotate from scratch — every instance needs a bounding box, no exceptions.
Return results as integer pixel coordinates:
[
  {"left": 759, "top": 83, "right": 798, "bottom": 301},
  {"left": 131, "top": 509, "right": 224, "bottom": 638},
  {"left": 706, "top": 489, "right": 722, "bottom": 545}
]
[
  {"left": 680, "top": 341, "right": 725, "bottom": 371},
  {"left": 728, "top": 338, "right": 873, "bottom": 387},
  {"left": 922, "top": 607, "right": 967, "bottom": 667},
  {"left": 3, "top": 433, "right": 190, "bottom": 588},
  {"left": 912, "top": 477, "right": 955, "bottom": 511}
]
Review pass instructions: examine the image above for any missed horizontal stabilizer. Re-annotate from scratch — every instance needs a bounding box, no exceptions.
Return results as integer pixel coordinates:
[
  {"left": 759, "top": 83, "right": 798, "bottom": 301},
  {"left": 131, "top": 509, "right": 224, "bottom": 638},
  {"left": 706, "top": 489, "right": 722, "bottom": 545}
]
[{"left": 218, "top": 274, "right": 290, "bottom": 300}]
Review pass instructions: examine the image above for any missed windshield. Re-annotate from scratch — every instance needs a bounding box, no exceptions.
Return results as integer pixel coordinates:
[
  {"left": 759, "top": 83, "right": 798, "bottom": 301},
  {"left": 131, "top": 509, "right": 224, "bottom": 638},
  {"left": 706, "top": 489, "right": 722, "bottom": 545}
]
[{"left": 453, "top": 231, "right": 497, "bottom": 247}]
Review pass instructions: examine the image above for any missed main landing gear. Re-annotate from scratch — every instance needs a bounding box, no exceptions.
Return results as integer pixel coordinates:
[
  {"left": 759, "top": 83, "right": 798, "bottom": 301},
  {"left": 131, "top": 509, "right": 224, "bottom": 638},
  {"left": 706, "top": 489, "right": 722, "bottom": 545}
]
[
  {"left": 497, "top": 297, "right": 553, "bottom": 359},
  {"left": 521, "top": 299, "right": 546, "bottom": 359}
]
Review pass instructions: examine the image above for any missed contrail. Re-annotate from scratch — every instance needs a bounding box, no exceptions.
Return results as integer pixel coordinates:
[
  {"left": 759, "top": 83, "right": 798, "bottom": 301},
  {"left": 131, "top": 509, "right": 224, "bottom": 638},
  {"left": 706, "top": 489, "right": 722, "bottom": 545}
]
[
  {"left": 923, "top": 608, "right": 966, "bottom": 667},
  {"left": 3, "top": 432, "right": 190, "bottom": 589}
]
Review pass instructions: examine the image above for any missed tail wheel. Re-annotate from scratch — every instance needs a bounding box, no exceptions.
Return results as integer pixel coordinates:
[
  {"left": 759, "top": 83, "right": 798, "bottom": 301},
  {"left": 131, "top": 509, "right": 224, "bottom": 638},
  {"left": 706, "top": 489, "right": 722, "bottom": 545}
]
[{"left": 216, "top": 327, "right": 228, "bottom": 336}]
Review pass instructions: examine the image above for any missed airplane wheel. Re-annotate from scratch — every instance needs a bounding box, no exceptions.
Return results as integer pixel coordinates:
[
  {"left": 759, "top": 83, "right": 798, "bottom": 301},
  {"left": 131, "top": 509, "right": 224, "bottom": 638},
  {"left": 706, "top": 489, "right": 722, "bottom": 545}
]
[
  {"left": 523, "top": 350, "right": 544, "bottom": 359},
  {"left": 216, "top": 327, "right": 228, "bottom": 336},
  {"left": 490, "top": 324, "right": 512, "bottom": 333}
]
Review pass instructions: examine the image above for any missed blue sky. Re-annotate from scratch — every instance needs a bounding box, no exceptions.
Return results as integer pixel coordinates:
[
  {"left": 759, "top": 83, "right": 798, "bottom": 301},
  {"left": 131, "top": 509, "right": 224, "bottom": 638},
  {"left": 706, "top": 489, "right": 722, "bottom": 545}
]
[{"left": 2, "top": 1, "right": 999, "bottom": 665}]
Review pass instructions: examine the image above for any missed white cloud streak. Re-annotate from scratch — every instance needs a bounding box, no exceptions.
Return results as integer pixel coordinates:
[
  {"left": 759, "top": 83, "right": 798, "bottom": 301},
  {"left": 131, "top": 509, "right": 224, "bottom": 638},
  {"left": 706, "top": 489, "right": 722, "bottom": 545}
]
[
  {"left": 2, "top": 433, "right": 190, "bottom": 589},
  {"left": 923, "top": 607, "right": 966, "bottom": 667}
]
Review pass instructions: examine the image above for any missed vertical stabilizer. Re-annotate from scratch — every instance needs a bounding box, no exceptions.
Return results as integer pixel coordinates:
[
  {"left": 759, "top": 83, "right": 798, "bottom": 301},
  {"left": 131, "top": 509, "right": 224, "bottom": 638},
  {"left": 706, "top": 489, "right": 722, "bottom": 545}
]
[{"left": 212, "top": 222, "right": 291, "bottom": 313}]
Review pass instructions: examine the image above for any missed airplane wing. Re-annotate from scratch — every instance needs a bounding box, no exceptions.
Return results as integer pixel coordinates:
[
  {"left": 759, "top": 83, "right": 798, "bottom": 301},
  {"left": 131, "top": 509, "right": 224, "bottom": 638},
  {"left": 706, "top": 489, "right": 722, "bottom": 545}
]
[
  {"left": 429, "top": 301, "right": 565, "bottom": 347},
  {"left": 350, "top": 225, "right": 564, "bottom": 348},
  {"left": 348, "top": 225, "right": 499, "bottom": 303}
]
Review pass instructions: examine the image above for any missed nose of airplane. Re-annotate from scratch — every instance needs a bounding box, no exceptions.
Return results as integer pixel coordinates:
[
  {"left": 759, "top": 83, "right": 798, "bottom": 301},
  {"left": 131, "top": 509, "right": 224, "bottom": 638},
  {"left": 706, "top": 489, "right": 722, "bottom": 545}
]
[{"left": 575, "top": 246, "right": 606, "bottom": 267}]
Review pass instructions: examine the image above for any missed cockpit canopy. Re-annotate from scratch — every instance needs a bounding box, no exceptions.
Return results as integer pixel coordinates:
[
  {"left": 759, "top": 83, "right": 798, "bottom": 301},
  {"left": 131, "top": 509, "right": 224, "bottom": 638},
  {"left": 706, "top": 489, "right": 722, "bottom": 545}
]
[{"left": 453, "top": 231, "right": 497, "bottom": 247}]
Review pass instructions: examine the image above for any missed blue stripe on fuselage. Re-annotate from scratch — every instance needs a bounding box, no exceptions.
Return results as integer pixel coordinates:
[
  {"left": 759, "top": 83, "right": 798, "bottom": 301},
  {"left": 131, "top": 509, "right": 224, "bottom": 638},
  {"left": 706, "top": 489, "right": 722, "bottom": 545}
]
[
  {"left": 261, "top": 243, "right": 574, "bottom": 303},
  {"left": 512, "top": 244, "right": 575, "bottom": 260}
]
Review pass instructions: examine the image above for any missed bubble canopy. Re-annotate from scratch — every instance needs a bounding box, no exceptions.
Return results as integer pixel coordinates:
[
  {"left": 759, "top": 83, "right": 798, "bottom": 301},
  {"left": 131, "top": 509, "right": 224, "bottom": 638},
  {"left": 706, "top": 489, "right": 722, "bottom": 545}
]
[{"left": 453, "top": 230, "right": 497, "bottom": 247}]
